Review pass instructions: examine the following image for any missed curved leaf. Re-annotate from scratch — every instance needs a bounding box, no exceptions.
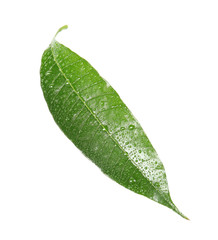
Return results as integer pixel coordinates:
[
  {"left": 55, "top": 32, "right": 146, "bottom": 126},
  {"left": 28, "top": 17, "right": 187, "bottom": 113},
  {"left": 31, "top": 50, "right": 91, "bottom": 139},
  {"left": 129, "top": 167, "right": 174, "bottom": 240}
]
[{"left": 40, "top": 25, "right": 188, "bottom": 219}]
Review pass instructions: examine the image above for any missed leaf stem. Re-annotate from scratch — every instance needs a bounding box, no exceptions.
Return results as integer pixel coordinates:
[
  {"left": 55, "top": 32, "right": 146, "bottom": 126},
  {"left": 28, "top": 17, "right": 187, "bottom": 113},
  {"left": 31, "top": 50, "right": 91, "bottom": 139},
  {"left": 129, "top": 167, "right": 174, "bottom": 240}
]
[{"left": 52, "top": 25, "right": 68, "bottom": 42}]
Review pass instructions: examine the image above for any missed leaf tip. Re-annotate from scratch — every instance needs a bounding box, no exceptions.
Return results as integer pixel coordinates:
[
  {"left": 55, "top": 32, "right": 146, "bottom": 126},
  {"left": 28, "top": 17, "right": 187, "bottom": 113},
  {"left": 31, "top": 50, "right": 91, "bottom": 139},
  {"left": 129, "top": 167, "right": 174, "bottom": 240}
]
[
  {"left": 183, "top": 215, "right": 190, "bottom": 221},
  {"left": 178, "top": 212, "right": 189, "bottom": 220},
  {"left": 174, "top": 207, "right": 189, "bottom": 220}
]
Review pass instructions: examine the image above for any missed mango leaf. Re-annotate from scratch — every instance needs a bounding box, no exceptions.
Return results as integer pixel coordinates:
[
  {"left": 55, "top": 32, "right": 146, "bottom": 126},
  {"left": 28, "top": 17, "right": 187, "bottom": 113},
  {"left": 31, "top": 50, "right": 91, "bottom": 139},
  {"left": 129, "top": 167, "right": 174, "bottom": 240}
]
[{"left": 40, "top": 25, "right": 188, "bottom": 219}]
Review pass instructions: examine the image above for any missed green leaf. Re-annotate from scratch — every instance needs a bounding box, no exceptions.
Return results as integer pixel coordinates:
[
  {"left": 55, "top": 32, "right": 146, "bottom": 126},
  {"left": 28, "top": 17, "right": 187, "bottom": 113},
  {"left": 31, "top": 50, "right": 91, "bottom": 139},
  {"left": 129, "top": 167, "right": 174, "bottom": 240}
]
[{"left": 40, "top": 25, "right": 188, "bottom": 220}]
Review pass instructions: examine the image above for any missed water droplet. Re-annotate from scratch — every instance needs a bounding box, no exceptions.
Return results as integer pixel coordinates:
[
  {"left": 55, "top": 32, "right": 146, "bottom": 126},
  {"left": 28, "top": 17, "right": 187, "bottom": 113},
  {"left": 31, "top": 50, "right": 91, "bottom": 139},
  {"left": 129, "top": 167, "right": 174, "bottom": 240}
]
[
  {"left": 45, "top": 70, "right": 51, "bottom": 76},
  {"left": 128, "top": 125, "right": 135, "bottom": 130},
  {"left": 102, "top": 125, "right": 108, "bottom": 132},
  {"left": 120, "top": 127, "right": 125, "bottom": 130},
  {"left": 100, "top": 101, "right": 104, "bottom": 106},
  {"left": 138, "top": 150, "right": 142, "bottom": 153},
  {"left": 129, "top": 177, "right": 136, "bottom": 183}
]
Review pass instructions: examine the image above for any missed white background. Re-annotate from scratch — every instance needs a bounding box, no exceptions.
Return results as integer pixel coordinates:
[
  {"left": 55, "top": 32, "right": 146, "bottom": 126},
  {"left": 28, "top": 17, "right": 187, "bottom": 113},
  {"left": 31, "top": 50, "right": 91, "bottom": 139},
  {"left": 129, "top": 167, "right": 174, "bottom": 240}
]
[{"left": 0, "top": 0, "right": 218, "bottom": 239}]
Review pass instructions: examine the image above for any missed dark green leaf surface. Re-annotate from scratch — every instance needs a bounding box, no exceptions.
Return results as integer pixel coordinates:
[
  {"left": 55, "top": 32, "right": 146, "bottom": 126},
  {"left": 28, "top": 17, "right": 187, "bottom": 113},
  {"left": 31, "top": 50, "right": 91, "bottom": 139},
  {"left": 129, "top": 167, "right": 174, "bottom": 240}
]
[{"left": 40, "top": 25, "right": 188, "bottom": 219}]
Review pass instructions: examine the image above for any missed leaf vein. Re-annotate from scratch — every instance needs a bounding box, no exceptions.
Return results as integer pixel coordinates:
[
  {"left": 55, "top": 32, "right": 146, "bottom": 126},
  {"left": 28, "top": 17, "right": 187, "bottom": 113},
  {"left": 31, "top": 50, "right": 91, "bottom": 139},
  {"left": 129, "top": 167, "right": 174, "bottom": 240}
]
[
  {"left": 96, "top": 105, "right": 125, "bottom": 116},
  {"left": 79, "top": 81, "right": 102, "bottom": 93},
  {"left": 86, "top": 92, "right": 116, "bottom": 103}
]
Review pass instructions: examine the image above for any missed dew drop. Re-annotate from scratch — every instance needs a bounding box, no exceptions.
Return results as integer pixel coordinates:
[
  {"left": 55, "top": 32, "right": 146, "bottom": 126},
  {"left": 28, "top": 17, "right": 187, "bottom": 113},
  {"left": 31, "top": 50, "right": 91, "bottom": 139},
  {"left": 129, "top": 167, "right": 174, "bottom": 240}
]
[
  {"left": 129, "top": 177, "right": 136, "bottom": 183},
  {"left": 45, "top": 71, "right": 51, "bottom": 76},
  {"left": 103, "top": 125, "right": 109, "bottom": 132},
  {"left": 128, "top": 125, "right": 135, "bottom": 130}
]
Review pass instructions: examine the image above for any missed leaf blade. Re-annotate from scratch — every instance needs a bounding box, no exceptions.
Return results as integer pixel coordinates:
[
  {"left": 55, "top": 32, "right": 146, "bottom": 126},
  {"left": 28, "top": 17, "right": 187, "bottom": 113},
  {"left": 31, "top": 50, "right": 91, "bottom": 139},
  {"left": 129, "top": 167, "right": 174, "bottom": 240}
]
[{"left": 40, "top": 26, "right": 188, "bottom": 219}]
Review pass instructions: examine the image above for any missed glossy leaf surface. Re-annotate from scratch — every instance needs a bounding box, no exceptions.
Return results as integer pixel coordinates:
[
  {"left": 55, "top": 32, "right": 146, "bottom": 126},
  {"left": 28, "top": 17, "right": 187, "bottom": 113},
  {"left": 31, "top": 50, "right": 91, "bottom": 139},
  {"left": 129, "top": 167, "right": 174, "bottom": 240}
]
[{"left": 40, "top": 26, "right": 188, "bottom": 219}]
